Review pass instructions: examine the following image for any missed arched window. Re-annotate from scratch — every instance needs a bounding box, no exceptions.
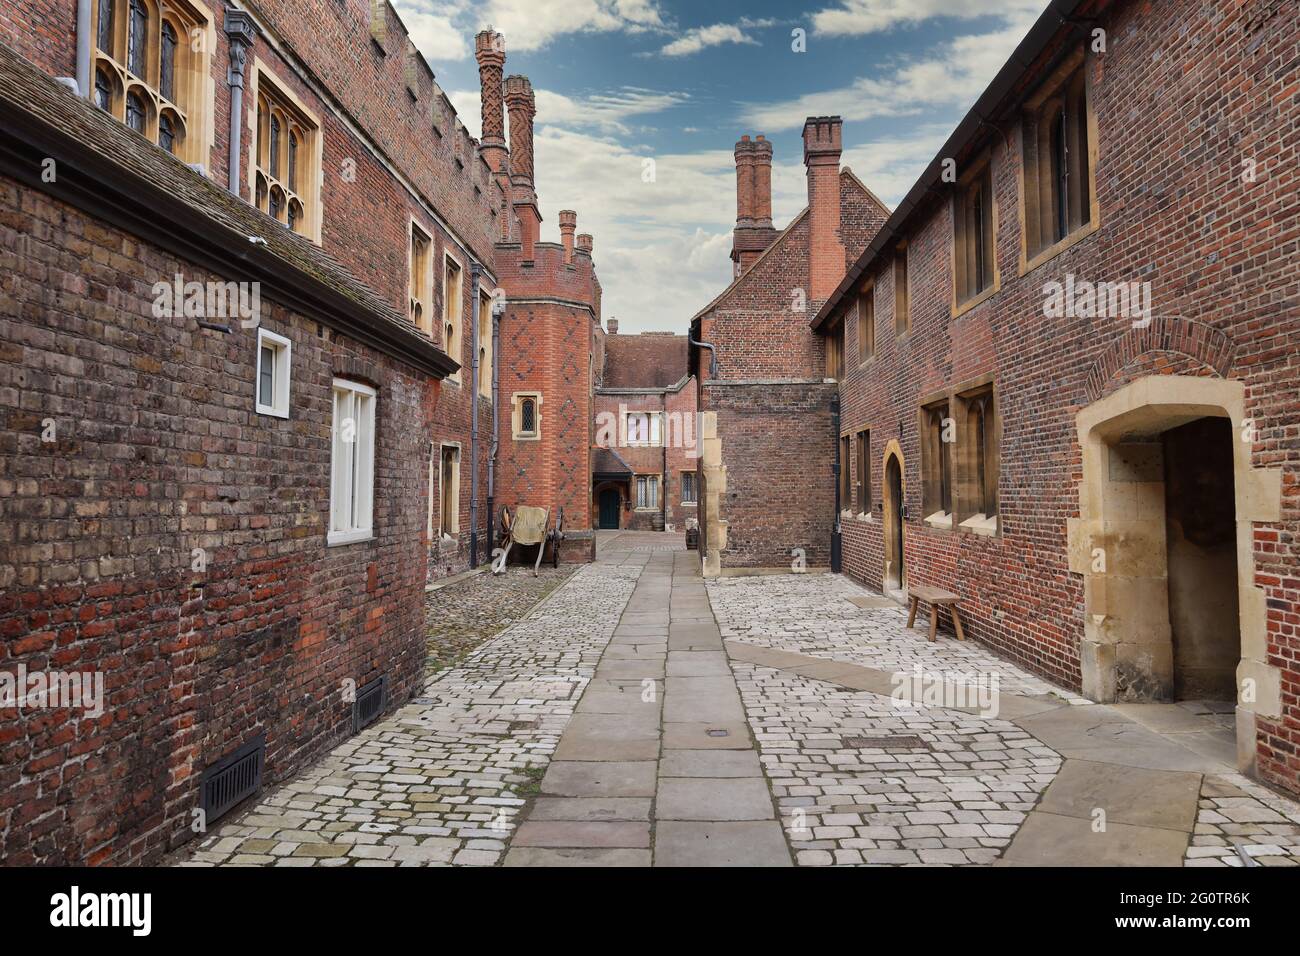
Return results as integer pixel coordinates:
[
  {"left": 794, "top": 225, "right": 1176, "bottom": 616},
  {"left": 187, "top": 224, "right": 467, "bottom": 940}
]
[
  {"left": 269, "top": 114, "right": 281, "bottom": 179},
  {"left": 94, "top": 68, "right": 113, "bottom": 112},
  {"left": 521, "top": 398, "right": 537, "bottom": 435},
  {"left": 159, "top": 112, "right": 175, "bottom": 153},
  {"left": 97, "top": 0, "right": 115, "bottom": 54},
  {"left": 127, "top": 0, "right": 148, "bottom": 78},
  {"left": 125, "top": 90, "right": 146, "bottom": 133},
  {"left": 160, "top": 21, "right": 177, "bottom": 102},
  {"left": 253, "top": 70, "right": 319, "bottom": 240}
]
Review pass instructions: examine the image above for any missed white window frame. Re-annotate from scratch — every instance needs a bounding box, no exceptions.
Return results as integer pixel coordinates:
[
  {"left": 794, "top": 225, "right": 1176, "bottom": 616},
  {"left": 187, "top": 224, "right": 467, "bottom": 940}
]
[
  {"left": 328, "top": 378, "right": 376, "bottom": 546},
  {"left": 635, "top": 474, "right": 660, "bottom": 511},
  {"left": 255, "top": 328, "right": 291, "bottom": 418},
  {"left": 626, "top": 411, "right": 662, "bottom": 447}
]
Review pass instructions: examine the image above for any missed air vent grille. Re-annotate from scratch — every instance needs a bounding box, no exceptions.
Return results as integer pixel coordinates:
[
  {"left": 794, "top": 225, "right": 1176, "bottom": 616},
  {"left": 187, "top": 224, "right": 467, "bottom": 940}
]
[
  {"left": 200, "top": 736, "right": 265, "bottom": 824},
  {"left": 354, "top": 676, "right": 387, "bottom": 732}
]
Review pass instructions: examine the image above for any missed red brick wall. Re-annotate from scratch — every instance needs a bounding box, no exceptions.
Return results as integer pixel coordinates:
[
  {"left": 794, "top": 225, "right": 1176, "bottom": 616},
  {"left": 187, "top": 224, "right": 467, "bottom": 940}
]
[
  {"left": 832, "top": 0, "right": 1300, "bottom": 792},
  {"left": 493, "top": 243, "right": 600, "bottom": 558},
  {"left": 0, "top": 176, "right": 438, "bottom": 863}
]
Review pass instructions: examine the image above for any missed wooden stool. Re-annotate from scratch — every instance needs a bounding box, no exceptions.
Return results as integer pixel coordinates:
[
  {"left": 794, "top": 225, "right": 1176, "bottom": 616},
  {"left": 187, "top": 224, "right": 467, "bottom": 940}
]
[{"left": 906, "top": 585, "right": 966, "bottom": 642}]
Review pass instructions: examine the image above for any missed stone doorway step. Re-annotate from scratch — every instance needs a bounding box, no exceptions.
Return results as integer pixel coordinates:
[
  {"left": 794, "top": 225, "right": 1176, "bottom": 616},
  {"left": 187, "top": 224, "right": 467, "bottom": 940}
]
[{"left": 503, "top": 550, "right": 791, "bottom": 866}]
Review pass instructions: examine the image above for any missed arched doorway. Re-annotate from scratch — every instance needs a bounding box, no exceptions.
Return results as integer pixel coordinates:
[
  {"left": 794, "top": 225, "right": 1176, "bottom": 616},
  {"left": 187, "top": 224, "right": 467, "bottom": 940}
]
[
  {"left": 1070, "top": 375, "right": 1284, "bottom": 775},
  {"left": 882, "top": 445, "right": 906, "bottom": 598},
  {"left": 598, "top": 488, "right": 621, "bottom": 529}
]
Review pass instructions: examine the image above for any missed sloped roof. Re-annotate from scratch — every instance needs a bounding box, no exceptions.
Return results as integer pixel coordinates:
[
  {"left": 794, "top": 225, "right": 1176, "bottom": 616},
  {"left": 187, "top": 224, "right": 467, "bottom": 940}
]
[
  {"left": 592, "top": 446, "right": 634, "bottom": 478},
  {"left": 0, "top": 41, "right": 456, "bottom": 378},
  {"left": 601, "top": 333, "right": 688, "bottom": 390}
]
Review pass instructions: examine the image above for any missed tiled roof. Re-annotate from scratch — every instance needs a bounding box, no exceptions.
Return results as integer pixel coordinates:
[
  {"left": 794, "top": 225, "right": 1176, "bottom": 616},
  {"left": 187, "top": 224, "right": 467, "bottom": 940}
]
[
  {"left": 601, "top": 333, "right": 688, "bottom": 390},
  {"left": 0, "top": 41, "right": 454, "bottom": 375},
  {"left": 592, "top": 446, "right": 633, "bottom": 477}
]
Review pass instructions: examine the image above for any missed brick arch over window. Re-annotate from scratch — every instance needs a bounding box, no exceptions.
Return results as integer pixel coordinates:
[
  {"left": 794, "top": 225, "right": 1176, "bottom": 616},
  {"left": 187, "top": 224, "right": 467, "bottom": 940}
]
[{"left": 1082, "top": 316, "right": 1235, "bottom": 403}]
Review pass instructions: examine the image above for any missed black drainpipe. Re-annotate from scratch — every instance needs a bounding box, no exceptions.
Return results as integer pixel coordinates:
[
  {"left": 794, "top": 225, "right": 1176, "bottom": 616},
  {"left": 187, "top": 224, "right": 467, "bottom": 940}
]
[
  {"left": 831, "top": 390, "right": 842, "bottom": 573},
  {"left": 469, "top": 264, "right": 482, "bottom": 567},
  {"left": 487, "top": 290, "right": 500, "bottom": 561}
]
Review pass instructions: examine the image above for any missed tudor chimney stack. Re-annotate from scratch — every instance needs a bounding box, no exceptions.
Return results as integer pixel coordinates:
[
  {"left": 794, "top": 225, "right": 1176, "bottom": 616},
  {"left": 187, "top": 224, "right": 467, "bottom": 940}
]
[
  {"left": 559, "top": 210, "right": 577, "bottom": 264},
  {"left": 803, "top": 116, "right": 844, "bottom": 302},
  {"left": 505, "top": 74, "right": 540, "bottom": 260},
  {"left": 732, "top": 133, "right": 778, "bottom": 274}
]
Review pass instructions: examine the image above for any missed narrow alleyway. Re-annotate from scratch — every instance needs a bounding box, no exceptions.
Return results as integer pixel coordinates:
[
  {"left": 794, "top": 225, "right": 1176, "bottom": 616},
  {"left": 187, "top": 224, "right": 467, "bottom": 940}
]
[{"left": 179, "top": 535, "right": 1300, "bottom": 867}]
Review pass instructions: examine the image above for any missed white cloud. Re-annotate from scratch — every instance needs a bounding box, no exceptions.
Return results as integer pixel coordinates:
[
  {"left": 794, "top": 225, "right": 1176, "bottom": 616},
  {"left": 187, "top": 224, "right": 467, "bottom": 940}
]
[
  {"left": 448, "top": 86, "right": 688, "bottom": 139},
  {"left": 659, "top": 18, "right": 776, "bottom": 57},
  {"left": 739, "top": 17, "right": 1035, "bottom": 130},
  {"left": 395, "top": 0, "right": 669, "bottom": 65},
  {"left": 401, "top": 7, "right": 472, "bottom": 61},
  {"left": 811, "top": 0, "right": 1046, "bottom": 36}
]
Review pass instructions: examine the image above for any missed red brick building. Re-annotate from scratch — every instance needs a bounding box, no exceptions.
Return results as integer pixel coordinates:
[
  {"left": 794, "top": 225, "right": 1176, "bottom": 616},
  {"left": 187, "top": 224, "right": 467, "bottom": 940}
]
[
  {"left": 591, "top": 322, "right": 698, "bottom": 532},
  {"left": 799, "top": 0, "right": 1298, "bottom": 795},
  {"left": 689, "top": 123, "right": 890, "bottom": 574},
  {"left": 0, "top": 1, "right": 601, "bottom": 863}
]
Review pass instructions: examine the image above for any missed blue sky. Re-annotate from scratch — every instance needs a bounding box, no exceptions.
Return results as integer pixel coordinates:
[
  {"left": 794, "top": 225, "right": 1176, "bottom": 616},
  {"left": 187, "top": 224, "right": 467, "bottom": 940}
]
[{"left": 392, "top": 0, "right": 1048, "bottom": 331}]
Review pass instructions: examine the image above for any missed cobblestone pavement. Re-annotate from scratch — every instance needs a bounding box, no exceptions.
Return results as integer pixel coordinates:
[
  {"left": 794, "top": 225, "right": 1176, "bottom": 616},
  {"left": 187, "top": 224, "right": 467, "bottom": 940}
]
[
  {"left": 425, "top": 566, "right": 575, "bottom": 676},
  {"left": 707, "top": 572, "right": 1086, "bottom": 700},
  {"left": 1185, "top": 774, "right": 1300, "bottom": 866},
  {"left": 177, "top": 561, "right": 636, "bottom": 867},
  {"left": 707, "top": 571, "right": 1300, "bottom": 867},
  {"left": 733, "top": 660, "right": 1060, "bottom": 865}
]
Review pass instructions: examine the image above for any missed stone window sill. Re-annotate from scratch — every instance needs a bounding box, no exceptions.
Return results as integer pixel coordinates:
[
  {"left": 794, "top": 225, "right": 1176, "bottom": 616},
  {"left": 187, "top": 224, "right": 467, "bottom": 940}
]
[
  {"left": 923, "top": 510, "right": 953, "bottom": 530},
  {"left": 959, "top": 512, "right": 999, "bottom": 536}
]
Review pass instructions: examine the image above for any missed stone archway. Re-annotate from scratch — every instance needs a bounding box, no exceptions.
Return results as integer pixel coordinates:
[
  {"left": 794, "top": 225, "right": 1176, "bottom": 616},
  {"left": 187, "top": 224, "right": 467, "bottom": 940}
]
[
  {"left": 881, "top": 439, "right": 907, "bottom": 598},
  {"left": 1067, "top": 375, "right": 1283, "bottom": 775}
]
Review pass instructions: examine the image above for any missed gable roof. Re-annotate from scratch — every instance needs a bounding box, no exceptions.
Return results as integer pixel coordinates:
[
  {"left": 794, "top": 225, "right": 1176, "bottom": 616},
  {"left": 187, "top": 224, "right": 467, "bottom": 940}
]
[
  {"left": 601, "top": 333, "right": 689, "bottom": 390},
  {"left": 0, "top": 41, "right": 457, "bottom": 379},
  {"left": 690, "top": 167, "right": 888, "bottom": 325}
]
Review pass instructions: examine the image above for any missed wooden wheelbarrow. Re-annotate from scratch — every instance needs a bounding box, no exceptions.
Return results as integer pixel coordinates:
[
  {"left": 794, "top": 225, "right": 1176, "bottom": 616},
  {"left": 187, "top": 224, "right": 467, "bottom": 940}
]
[{"left": 491, "top": 505, "right": 564, "bottom": 576}]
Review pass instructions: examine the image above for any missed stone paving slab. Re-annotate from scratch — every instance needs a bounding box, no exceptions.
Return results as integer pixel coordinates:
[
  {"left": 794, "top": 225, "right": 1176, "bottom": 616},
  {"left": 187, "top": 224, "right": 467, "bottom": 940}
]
[
  {"left": 654, "top": 821, "right": 792, "bottom": 867},
  {"left": 528, "top": 797, "right": 653, "bottom": 821},
  {"left": 660, "top": 749, "right": 764, "bottom": 778},
  {"left": 656, "top": 777, "right": 776, "bottom": 820},
  {"left": 512, "top": 821, "right": 651, "bottom": 848},
  {"left": 540, "top": 761, "right": 658, "bottom": 797},
  {"left": 503, "top": 848, "right": 652, "bottom": 867}
]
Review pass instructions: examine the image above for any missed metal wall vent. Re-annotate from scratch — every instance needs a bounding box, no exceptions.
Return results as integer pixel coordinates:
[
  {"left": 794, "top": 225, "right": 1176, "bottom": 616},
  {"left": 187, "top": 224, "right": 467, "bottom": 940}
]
[
  {"left": 200, "top": 735, "right": 265, "bottom": 824},
  {"left": 353, "top": 676, "right": 387, "bottom": 732}
]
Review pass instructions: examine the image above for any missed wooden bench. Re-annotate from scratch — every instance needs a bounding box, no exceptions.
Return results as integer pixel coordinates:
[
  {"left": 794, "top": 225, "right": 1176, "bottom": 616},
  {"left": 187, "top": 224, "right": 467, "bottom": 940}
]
[{"left": 906, "top": 585, "right": 966, "bottom": 643}]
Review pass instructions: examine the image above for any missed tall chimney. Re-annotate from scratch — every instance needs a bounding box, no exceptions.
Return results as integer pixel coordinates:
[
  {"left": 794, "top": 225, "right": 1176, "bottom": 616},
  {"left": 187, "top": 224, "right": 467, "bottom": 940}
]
[
  {"left": 803, "top": 116, "right": 844, "bottom": 303},
  {"left": 607, "top": 318, "right": 618, "bottom": 334},
  {"left": 474, "top": 29, "right": 506, "bottom": 173},
  {"left": 732, "top": 133, "right": 779, "bottom": 275},
  {"left": 559, "top": 209, "right": 577, "bottom": 264},
  {"left": 505, "top": 74, "right": 540, "bottom": 260},
  {"left": 734, "top": 135, "right": 754, "bottom": 226},
  {"left": 752, "top": 134, "right": 773, "bottom": 227}
]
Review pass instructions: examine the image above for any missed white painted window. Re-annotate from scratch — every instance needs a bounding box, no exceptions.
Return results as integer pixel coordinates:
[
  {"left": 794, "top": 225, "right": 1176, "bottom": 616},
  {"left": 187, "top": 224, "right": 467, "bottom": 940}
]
[
  {"left": 635, "top": 475, "right": 659, "bottom": 510},
  {"left": 329, "top": 379, "right": 376, "bottom": 545},
  {"left": 626, "top": 411, "right": 661, "bottom": 446},
  {"left": 255, "top": 328, "right": 291, "bottom": 418}
]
